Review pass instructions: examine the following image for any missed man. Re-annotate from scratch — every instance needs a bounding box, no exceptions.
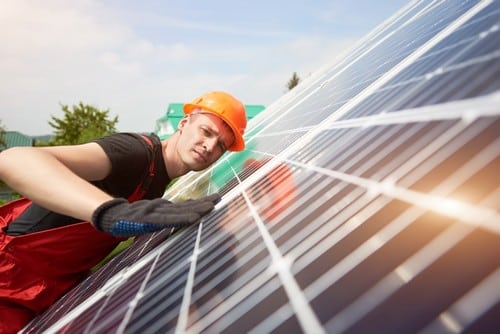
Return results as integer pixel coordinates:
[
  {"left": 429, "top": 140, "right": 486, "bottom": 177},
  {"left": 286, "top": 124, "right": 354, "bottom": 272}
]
[{"left": 0, "top": 91, "right": 247, "bottom": 332}]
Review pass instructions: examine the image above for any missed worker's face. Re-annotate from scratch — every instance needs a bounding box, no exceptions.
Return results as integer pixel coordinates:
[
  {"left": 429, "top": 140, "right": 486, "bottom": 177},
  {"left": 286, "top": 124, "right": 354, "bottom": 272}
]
[{"left": 177, "top": 112, "right": 235, "bottom": 171}]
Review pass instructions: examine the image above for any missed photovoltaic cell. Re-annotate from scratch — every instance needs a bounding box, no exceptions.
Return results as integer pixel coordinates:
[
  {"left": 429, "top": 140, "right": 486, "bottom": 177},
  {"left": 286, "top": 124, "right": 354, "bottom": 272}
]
[{"left": 23, "top": 0, "right": 500, "bottom": 333}]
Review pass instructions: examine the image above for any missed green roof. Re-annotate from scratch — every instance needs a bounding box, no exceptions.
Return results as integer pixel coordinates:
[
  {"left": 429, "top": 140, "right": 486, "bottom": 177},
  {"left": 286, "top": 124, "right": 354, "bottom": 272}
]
[{"left": 1, "top": 131, "right": 34, "bottom": 149}]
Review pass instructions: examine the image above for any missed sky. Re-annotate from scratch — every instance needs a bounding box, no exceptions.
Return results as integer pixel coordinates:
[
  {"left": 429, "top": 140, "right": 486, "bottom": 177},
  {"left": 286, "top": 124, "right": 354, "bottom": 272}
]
[{"left": 0, "top": 0, "right": 410, "bottom": 136}]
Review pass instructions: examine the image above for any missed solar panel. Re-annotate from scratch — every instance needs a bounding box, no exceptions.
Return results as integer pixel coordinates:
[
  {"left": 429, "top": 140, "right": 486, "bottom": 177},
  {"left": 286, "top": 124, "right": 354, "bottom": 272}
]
[{"left": 23, "top": 0, "right": 500, "bottom": 333}]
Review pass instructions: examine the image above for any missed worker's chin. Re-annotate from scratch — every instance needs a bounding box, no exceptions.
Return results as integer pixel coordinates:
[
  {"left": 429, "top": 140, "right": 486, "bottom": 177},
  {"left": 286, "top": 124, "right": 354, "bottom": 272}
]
[
  {"left": 188, "top": 160, "right": 210, "bottom": 171},
  {"left": 182, "top": 153, "right": 209, "bottom": 171}
]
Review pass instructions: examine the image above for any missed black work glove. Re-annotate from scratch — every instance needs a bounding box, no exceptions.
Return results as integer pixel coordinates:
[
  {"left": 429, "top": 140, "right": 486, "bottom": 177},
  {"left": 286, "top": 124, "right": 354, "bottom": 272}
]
[{"left": 92, "top": 194, "right": 221, "bottom": 237}]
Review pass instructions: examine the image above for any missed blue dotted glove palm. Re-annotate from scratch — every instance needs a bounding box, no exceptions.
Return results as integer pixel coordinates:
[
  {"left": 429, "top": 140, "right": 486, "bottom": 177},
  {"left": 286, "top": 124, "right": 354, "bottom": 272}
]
[{"left": 92, "top": 194, "right": 220, "bottom": 237}]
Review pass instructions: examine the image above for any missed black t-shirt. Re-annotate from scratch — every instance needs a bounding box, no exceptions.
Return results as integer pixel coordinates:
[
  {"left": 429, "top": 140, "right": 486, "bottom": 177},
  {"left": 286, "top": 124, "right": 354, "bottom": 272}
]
[
  {"left": 5, "top": 133, "right": 171, "bottom": 235},
  {"left": 93, "top": 133, "right": 169, "bottom": 199}
]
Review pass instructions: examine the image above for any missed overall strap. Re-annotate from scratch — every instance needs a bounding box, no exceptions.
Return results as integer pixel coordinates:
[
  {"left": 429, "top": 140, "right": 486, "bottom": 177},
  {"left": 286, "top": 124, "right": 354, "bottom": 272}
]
[{"left": 128, "top": 135, "right": 160, "bottom": 202}]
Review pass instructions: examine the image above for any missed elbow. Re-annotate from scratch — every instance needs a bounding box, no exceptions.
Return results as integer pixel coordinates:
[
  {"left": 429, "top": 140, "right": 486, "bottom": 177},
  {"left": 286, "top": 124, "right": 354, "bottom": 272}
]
[
  {"left": 0, "top": 147, "right": 28, "bottom": 182},
  {"left": 0, "top": 147, "right": 13, "bottom": 179}
]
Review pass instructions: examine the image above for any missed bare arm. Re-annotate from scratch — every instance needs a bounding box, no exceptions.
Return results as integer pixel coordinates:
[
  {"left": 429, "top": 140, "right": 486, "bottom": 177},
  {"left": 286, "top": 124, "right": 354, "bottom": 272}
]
[{"left": 0, "top": 143, "right": 114, "bottom": 223}]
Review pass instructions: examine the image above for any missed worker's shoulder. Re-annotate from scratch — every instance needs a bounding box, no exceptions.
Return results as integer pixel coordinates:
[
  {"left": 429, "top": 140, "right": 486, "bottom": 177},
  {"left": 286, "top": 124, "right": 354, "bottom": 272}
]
[{"left": 95, "top": 132, "right": 156, "bottom": 148}]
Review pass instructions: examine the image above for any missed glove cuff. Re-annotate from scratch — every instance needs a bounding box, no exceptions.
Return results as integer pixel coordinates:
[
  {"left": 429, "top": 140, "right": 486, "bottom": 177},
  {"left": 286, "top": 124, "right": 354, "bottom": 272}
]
[{"left": 92, "top": 198, "right": 128, "bottom": 232}]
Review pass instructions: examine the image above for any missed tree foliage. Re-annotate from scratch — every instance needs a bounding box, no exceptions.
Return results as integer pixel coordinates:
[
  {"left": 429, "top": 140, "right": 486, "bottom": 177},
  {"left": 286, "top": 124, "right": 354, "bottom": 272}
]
[
  {"left": 49, "top": 102, "right": 119, "bottom": 145},
  {"left": 286, "top": 72, "right": 300, "bottom": 91}
]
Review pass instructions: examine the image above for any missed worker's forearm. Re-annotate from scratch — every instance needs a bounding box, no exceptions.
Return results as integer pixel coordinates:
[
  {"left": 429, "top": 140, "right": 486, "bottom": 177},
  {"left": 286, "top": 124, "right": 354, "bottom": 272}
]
[{"left": 0, "top": 147, "right": 112, "bottom": 223}]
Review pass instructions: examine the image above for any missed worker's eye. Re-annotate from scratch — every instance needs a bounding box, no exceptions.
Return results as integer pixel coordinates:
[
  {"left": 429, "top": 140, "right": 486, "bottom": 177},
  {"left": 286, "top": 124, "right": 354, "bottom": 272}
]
[{"left": 201, "top": 127, "right": 212, "bottom": 137}]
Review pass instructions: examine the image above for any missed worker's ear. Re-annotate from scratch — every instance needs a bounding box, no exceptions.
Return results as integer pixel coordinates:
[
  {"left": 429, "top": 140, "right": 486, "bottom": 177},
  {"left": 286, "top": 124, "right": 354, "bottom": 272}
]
[{"left": 177, "top": 115, "right": 190, "bottom": 130}]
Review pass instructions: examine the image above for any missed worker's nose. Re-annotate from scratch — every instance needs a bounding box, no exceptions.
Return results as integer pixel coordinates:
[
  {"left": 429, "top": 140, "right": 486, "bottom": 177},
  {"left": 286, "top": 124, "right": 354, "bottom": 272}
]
[{"left": 204, "top": 137, "right": 218, "bottom": 153}]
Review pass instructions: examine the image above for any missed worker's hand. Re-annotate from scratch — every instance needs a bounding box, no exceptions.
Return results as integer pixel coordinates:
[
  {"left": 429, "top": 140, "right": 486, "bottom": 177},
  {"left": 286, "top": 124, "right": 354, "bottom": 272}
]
[{"left": 92, "top": 194, "right": 221, "bottom": 237}]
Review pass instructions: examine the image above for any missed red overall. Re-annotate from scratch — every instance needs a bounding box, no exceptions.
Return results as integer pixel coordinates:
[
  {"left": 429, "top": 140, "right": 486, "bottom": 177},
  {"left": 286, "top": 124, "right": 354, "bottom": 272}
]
[
  {"left": 0, "top": 135, "right": 156, "bottom": 332},
  {"left": 0, "top": 198, "right": 124, "bottom": 333}
]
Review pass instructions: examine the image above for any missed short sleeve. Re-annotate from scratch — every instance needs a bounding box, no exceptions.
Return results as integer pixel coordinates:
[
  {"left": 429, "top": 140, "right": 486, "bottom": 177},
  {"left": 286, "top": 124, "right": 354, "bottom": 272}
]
[{"left": 93, "top": 133, "right": 150, "bottom": 198}]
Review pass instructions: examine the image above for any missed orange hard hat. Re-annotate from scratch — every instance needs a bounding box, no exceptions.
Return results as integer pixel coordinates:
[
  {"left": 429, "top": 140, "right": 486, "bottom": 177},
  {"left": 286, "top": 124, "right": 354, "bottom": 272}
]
[{"left": 183, "top": 91, "right": 247, "bottom": 151}]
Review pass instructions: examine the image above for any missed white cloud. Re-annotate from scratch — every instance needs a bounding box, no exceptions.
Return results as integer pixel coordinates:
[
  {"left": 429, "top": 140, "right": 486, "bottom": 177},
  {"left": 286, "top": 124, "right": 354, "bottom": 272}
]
[{"left": 0, "top": 0, "right": 400, "bottom": 135}]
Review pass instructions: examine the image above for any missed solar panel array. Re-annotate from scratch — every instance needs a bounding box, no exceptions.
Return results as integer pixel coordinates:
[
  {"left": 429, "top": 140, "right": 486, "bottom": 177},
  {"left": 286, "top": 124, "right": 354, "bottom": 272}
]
[{"left": 23, "top": 0, "right": 500, "bottom": 333}]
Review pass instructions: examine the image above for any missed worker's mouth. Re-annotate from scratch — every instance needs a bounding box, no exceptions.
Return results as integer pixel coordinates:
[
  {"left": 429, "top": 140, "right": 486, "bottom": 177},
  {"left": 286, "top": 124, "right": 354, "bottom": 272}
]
[{"left": 193, "top": 150, "right": 207, "bottom": 163}]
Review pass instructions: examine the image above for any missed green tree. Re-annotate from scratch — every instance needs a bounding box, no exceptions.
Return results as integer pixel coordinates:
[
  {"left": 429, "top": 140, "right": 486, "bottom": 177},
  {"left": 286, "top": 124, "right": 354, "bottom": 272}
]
[
  {"left": 286, "top": 72, "right": 300, "bottom": 91},
  {"left": 49, "top": 102, "right": 119, "bottom": 145}
]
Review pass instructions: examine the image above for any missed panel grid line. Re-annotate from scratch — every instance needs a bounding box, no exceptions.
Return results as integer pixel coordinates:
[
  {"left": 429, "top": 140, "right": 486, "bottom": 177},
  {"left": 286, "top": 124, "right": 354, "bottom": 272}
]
[
  {"left": 240, "top": 187, "right": 326, "bottom": 334},
  {"left": 283, "top": 145, "right": 500, "bottom": 234},
  {"left": 325, "top": 187, "right": 500, "bottom": 333},
  {"left": 175, "top": 222, "right": 204, "bottom": 334}
]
